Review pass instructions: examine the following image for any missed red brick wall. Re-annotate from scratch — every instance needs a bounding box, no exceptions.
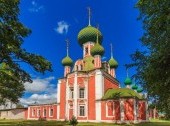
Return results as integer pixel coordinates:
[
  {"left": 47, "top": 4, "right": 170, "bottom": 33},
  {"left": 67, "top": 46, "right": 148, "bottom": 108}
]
[
  {"left": 138, "top": 101, "right": 146, "bottom": 120},
  {"left": 124, "top": 99, "right": 134, "bottom": 121},
  {"left": 68, "top": 77, "right": 74, "bottom": 87},
  {"left": 25, "top": 109, "right": 28, "bottom": 119},
  {"left": 88, "top": 75, "right": 96, "bottom": 120},
  {"left": 104, "top": 78, "right": 119, "bottom": 93},
  {"left": 115, "top": 101, "right": 120, "bottom": 120},
  {"left": 28, "top": 104, "right": 57, "bottom": 120},
  {"left": 60, "top": 79, "right": 66, "bottom": 119}
]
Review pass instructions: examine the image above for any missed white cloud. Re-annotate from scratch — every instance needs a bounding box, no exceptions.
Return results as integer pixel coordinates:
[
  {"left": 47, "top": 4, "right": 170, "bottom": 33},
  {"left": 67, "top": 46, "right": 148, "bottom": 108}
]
[
  {"left": 20, "top": 76, "right": 57, "bottom": 105},
  {"left": 24, "top": 76, "right": 55, "bottom": 93},
  {"left": 20, "top": 93, "right": 57, "bottom": 105},
  {"left": 28, "top": 0, "right": 44, "bottom": 13},
  {"left": 54, "top": 21, "right": 69, "bottom": 34}
]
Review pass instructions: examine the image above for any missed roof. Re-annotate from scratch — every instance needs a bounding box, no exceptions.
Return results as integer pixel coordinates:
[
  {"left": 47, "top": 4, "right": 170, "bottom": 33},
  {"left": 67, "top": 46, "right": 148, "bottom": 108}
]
[
  {"left": 29, "top": 102, "right": 57, "bottom": 106},
  {"left": 102, "top": 88, "right": 144, "bottom": 100},
  {"left": 0, "top": 108, "right": 27, "bottom": 111}
]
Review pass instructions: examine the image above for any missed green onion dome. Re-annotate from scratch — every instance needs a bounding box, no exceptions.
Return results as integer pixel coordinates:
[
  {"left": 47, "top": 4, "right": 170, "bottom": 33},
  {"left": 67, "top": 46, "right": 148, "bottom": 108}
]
[
  {"left": 108, "top": 57, "right": 118, "bottom": 68},
  {"left": 61, "top": 56, "right": 73, "bottom": 66},
  {"left": 132, "top": 84, "right": 138, "bottom": 90},
  {"left": 78, "top": 26, "right": 103, "bottom": 46},
  {"left": 91, "top": 43, "right": 104, "bottom": 56},
  {"left": 124, "top": 77, "right": 132, "bottom": 85},
  {"left": 137, "top": 88, "right": 143, "bottom": 93}
]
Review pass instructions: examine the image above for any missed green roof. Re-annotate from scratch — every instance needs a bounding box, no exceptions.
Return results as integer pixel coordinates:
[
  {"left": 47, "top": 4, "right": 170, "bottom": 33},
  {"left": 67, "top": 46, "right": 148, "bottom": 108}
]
[
  {"left": 108, "top": 57, "right": 118, "bottom": 68},
  {"left": 78, "top": 26, "right": 103, "bottom": 46},
  {"left": 91, "top": 43, "right": 104, "bottom": 56},
  {"left": 124, "top": 77, "right": 132, "bottom": 85},
  {"left": 102, "top": 88, "right": 144, "bottom": 100},
  {"left": 61, "top": 56, "right": 73, "bottom": 66}
]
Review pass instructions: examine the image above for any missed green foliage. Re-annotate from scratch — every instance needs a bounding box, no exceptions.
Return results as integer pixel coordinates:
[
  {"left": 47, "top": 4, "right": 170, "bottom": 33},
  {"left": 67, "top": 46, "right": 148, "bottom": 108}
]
[
  {"left": 69, "top": 116, "right": 78, "bottom": 126},
  {"left": 16, "top": 103, "right": 24, "bottom": 108},
  {"left": 130, "top": 0, "right": 170, "bottom": 118},
  {"left": 0, "top": 0, "right": 52, "bottom": 104}
]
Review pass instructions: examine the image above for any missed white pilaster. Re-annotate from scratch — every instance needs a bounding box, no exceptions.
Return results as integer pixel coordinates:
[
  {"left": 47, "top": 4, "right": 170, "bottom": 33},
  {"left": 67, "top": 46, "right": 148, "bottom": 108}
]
[
  {"left": 95, "top": 70, "right": 103, "bottom": 100},
  {"left": 57, "top": 105, "right": 60, "bottom": 120},
  {"left": 95, "top": 101, "right": 101, "bottom": 121},
  {"left": 120, "top": 99, "right": 124, "bottom": 122},
  {"left": 146, "top": 101, "right": 149, "bottom": 121},
  {"left": 74, "top": 72, "right": 78, "bottom": 117},
  {"left": 134, "top": 99, "right": 137, "bottom": 122},
  {"left": 27, "top": 107, "right": 30, "bottom": 119},
  {"left": 57, "top": 80, "right": 61, "bottom": 103}
]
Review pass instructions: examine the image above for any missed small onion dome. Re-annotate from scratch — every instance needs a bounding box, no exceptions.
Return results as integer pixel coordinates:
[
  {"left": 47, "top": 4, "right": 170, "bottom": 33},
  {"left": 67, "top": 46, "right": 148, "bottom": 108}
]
[
  {"left": 91, "top": 43, "right": 104, "bottom": 56},
  {"left": 61, "top": 56, "right": 73, "bottom": 66},
  {"left": 108, "top": 57, "right": 118, "bottom": 68},
  {"left": 124, "top": 77, "right": 132, "bottom": 85},
  {"left": 137, "top": 88, "right": 143, "bottom": 93},
  {"left": 78, "top": 26, "right": 103, "bottom": 46},
  {"left": 132, "top": 84, "right": 138, "bottom": 90}
]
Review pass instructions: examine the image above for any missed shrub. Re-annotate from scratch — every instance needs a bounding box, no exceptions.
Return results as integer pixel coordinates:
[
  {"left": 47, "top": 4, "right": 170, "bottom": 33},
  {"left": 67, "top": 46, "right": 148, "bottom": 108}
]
[
  {"left": 38, "top": 116, "right": 46, "bottom": 121},
  {"left": 69, "top": 116, "right": 78, "bottom": 126}
]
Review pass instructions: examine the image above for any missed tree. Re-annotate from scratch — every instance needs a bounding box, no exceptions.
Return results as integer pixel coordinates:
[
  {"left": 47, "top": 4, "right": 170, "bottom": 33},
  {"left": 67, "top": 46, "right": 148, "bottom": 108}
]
[
  {"left": 0, "top": 0, "right": 52, "bottom": 104},
  {"left": 130, "top": 0, "right": 170, "bottom": 118}
]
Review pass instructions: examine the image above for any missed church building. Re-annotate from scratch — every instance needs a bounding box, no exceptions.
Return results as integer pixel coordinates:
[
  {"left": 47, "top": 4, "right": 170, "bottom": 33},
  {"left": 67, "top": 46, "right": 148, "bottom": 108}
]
[
  {"left": 26, "top": 9, "right": 148, "bottom": 123},
  {"left": 55, "top": 9, "right": 148, "bottom": 123}
]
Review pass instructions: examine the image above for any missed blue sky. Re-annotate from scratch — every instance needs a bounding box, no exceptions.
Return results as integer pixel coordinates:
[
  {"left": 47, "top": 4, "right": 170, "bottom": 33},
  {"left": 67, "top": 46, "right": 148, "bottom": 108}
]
[{"left": 19, "top": 0, "right": 143, "bottom": 105}]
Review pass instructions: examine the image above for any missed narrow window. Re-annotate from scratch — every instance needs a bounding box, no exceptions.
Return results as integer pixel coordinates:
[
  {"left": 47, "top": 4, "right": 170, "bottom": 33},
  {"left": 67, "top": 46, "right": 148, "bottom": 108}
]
[
  {"left": 85, "top": 47, "right": 88, "bottom": 55},
  {"left": 44, "top": 109, "right": 46, "bottom": 117},
  {"left": 79, "top": 105, "right": 85, "bottom": 116},
  {"left": 32, "top": 109, "right": 35, "bottom": 117},
  {"left": 37, "top": 109, "right": 41, "bottom": 117},
  {"left": 70, "top": 88, "right": 74, "bottom": 99},
  {"left": 50, "top": 108, "right": 53, "bottom": 117},
  {"left": 79, "top": 88, "right": 85, "bottom": 98},
  {"left": 80, "top": 65, "right": 83, "bottom": 70}
]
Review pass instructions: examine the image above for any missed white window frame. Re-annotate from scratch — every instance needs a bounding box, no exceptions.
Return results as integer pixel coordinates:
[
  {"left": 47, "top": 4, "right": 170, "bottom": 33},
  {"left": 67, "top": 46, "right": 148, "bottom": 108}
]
[
  {"left": 79, "top": 105, "right": 85, "bottom": 117},
  {"left": 37, "top": 109, "right": 41, "bottom": 117},
  {"left": 69, "top": 88, "right": 74, "bottom": 99},
  {"left": 106, "top": 101, "right": 114, "bottom": 117},
  {"left": 49, "top": 108, "right": 54, "bottom": 117},
  {"left": 79, "top": 88, "right": 85, "bottom": 99},
  {"left": 32, "top": 108, "right": 35, "bottom": 117},
  {"left": 43, "top": 108, "right": 47, "bottom": 117}
]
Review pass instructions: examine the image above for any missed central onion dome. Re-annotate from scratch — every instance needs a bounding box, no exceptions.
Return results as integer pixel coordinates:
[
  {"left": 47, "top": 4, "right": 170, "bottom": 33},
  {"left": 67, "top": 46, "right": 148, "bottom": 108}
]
[
  {"left": 78, "top": 26, "right": 103, "bottom": 46},
  {"left": 108, "top": 58, "right": 118, "bottom": 68},
  {"left": 124, "top": 77, "right": 132, "bottom": 85},
  {"left": 61, "top": 56, "right": 73, "bottom": 66},
  {"left": 91, "top": 43, "right": 104, "bottom": 56}
]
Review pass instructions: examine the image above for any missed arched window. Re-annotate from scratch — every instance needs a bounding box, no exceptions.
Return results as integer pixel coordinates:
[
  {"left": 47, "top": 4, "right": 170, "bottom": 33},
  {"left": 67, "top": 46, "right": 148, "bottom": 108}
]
[
  {"left": 85, "top": 47, "right": 88, "bottom": 55},
  {"left": 49, "top": 108, "right": 53, "bottom": 117}
]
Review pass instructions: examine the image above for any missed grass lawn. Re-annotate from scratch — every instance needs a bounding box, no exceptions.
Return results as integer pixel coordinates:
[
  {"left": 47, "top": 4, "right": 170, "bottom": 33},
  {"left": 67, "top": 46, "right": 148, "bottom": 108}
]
[{"left": 0, "top": 119, "right": 170, "bottom": 126}]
